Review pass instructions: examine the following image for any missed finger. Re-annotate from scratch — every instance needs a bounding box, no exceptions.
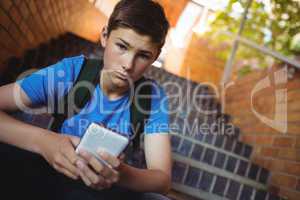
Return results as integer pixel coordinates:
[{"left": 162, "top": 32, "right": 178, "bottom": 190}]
[
  {"left": 76, "top": 159, "right": 101, "bottom": 185},
  {"left": 119, "top": 153, "right": 126, "bottom": 161},
  {"left": 60, "top": 154, "right": 80, "bottom": 177},
  {"left": 61, "top": 142, "right": 79, "bottom": 166},
  {"left": 78, "top": 170, "right": 92, "bottom": 187},
  {"left": 79, "top": 150, "right": 105, "bottom": 175},
  {"left": 79, "top": 151, "right": 118, "bottom": 184},
  {"left": 68, "top": 135, "right": 81, "bottom": 147},
  {"left": 53, "top": 164, "right": 78, "bottom": 180},
  {"left": 95, "top": 181, "right": 111, "bottom": 190},
  {"left": 95, "top": 185, "right": 104, "bottom": 190},
  {"left": 97, "top": 149, "right": 120, "bottom": 169},
  {"left": 95, "top": 161, "right": 119, "bottom": 183},
  {"left": 78, "top": 150, "right": 94, "bottom": 163},
  {"left": 97, "top": 151, "right": 119, "bottom": 182}
]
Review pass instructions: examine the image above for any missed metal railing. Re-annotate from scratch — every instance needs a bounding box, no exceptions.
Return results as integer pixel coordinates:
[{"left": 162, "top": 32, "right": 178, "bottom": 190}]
[{"left": 220, "top": 0, "right": 300, "bottom": 85}]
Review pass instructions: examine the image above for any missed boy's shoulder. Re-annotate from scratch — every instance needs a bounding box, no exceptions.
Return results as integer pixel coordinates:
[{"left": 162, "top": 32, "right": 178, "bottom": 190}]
[
  {"left": 59, "top": 54, "right": 86, "bottom": 72},
  {"left": 53, "top": 54, "right": 86, "bottom": 82},
  {"left": 61, "top": 54, "right": 85, "bottom": 64}
]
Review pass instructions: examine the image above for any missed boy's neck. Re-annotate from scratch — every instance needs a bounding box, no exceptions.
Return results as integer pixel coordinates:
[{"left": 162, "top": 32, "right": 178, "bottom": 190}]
[{"left": 100, "top": 72, "right": 129, "bottom": 100}]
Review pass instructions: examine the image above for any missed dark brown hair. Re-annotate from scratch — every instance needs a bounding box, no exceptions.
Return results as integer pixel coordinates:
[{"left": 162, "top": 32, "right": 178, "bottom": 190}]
[{"left": 107, "top": 0, "right": 170, "bottom": 48}]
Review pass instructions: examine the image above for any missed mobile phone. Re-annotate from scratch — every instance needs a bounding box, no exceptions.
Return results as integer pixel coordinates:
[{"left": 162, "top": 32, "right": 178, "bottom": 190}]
[{"left": 75, "top": 123, "right": 129, "bottom": 165}]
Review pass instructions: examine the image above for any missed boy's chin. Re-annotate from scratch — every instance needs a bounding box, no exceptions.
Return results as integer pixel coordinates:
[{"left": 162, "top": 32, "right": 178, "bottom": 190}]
[{"left": 113, "top": 77, "right": 130, "bottom": 88}]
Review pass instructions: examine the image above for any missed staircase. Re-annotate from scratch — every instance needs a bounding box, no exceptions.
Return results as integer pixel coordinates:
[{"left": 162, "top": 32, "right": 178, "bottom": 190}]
[
  {"left": 144, "top": 68, "right": 282, "bottom": 200},
  {"left": 0, "top": 32, "right": 103, "bottom": 86},
  {"left": 0, "top": 33, "right": 282, "bottom": 200}
]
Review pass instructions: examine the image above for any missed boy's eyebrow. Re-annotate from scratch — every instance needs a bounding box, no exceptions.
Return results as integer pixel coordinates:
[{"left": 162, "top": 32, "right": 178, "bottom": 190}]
[
  {"left": 117, "top": 38, "right": 153, "bottom": 56},
  {"left": 118, "top": 38, "right": 132, "bottom": 48}
]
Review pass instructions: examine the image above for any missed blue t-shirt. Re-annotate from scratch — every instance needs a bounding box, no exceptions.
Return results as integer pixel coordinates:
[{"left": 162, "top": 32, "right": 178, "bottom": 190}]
[{"left": 17, "top": 55, "right": 169, "bottom": 138}]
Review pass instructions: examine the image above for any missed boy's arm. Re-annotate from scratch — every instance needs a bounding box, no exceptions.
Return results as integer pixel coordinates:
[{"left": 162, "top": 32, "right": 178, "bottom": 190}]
[
  {"left": 0, "top": 83, "right": 46, "bottom": 153},
  {"left": 116, "top": 133, "right": 172, "bottom": 194},
  {"left": 0, "top": 83, "right": 81, "bottom": 180}
]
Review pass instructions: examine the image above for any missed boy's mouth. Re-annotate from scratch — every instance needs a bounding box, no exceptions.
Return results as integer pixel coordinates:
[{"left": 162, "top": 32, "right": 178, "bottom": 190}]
[{"left": 115, "top": 72, "right": 129, "bottom": 82}]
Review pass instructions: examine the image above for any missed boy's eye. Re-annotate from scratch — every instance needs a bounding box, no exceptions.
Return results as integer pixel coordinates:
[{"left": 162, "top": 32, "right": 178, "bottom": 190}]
[
  {"left": 139, "top": 54, "right": 151, "bottom": 60},
  {"left": 116, "top": 43, "right": 127, "bottom": 50}
]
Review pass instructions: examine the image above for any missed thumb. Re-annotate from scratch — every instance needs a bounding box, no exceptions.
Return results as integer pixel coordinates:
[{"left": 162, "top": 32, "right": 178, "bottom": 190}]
[
  {"left": 119, "top": 153, "right": 126, "bottom": 162},
  {"left": 68, "top": 135, "right": 81, "bottom": 147}
]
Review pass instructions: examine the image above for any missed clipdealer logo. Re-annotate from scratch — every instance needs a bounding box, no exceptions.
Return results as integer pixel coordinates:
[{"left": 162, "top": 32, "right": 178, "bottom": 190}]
[{"left": 250, "top": 67, "right": 288, "bottom": 134}]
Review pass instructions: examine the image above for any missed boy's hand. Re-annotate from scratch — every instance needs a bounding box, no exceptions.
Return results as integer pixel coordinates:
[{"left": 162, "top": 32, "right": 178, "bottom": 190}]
[
  {"left": 76, "top": 149, "right": 121, "bottom": 190},
  {"left": 39, "top": 133, "right": 81, "bottom": 180}
]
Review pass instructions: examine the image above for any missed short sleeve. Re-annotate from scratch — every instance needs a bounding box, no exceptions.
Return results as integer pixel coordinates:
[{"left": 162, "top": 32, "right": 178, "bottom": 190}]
[
  {"left": 16, "top": 55, "right": 84, "bottom": 106},
  {"left": 144, "top": 81, "right": 169, "bottom": 134}
]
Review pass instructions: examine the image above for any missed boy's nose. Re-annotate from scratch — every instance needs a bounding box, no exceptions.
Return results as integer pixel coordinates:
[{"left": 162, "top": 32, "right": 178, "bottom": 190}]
[
  {"left": 122, "top": 64, "right": 133, "bottom": 71},
  {"left": 122, "top": 57, "right": 134, "bottom": 71}
]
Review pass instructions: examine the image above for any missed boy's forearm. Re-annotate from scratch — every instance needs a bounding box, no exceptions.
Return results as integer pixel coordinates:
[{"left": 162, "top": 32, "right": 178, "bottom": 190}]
[
  {"left": 116, "top": 162, "right": 171, "bottom": 194},
  {"left": 0, "top": 110, "right": 49, "bottom": 154}
]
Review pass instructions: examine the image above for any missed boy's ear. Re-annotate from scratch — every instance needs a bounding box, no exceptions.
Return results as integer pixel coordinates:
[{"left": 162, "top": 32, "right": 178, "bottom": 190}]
[{"left": 100, "top": 26, "right": 108, "bottom": 48}]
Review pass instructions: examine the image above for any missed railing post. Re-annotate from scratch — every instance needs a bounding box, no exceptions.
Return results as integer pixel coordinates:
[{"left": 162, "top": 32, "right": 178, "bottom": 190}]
[{"left": 220, "top": 0, "right": 253, "bottom": 86}]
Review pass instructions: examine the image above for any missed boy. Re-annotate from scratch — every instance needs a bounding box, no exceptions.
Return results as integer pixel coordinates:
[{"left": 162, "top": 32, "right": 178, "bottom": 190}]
[{"left": 0, "top": 0, "right": 172, "bottom": 199}]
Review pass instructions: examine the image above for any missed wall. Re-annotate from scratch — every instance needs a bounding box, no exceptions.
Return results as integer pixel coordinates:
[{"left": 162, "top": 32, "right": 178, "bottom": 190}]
[
  {"left": 157, "top": 0, "right": 188, "bottom": 27},
  {"left": 225, "top": 66, "right": 300, "bottom": 199},
  {"left": 0, "top": 0, "right": 105, "bottom": 74},
  {"left": 165, "top": 32, "right": 224, "bottom": 85},
  {"left": 66, "top": 1, "right": 106, "bottom": 43}
]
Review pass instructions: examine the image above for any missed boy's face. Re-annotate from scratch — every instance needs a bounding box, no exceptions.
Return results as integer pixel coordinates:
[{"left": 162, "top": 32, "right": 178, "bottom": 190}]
[{"left": 100, "top": 27, "right": 160, "bottom": 89}]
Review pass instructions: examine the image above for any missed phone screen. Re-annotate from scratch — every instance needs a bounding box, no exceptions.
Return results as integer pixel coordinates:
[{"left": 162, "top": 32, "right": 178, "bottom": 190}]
[{"left": 75, "top": 123, "right": 129, "bottom": 161}]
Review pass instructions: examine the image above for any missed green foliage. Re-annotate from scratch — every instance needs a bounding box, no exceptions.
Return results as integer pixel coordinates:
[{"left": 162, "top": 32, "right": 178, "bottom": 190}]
[
  {"left": 290, "top": 33, "right": 300, "bottom": 53},
  {"left": 237, "top": 65, "right": 252, "bottom": 77},
  {"left": 206, "top": 0, "right": 300, "bottom": 73}
]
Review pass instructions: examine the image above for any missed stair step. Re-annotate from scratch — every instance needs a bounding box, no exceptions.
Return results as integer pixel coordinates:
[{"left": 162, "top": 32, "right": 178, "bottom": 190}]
[
  {"left": 22, "top": 48, "right": 38, "bottom": 69},
  {"left": 171, "top": 154, "right": 280, "bottom": 200}
]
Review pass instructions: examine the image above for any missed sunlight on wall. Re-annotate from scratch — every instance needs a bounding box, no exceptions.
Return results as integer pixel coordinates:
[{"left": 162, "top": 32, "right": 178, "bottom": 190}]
[
  {"left": 94, "top": 0, "right": 119, "bottom": 17},
  {"left": 170, "top": 2, "right": 202, "bottom": 48}
]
